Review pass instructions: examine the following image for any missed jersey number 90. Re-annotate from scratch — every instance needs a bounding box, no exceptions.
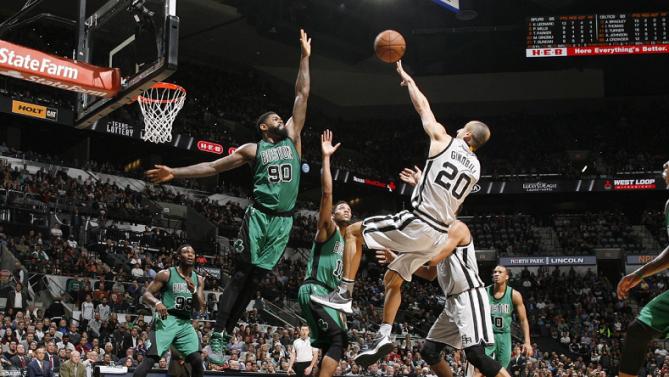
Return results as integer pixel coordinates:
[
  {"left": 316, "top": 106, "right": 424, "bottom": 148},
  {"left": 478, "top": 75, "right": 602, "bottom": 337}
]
[{"left": 268, "top": 164, "right": 292, "bottom": 183}]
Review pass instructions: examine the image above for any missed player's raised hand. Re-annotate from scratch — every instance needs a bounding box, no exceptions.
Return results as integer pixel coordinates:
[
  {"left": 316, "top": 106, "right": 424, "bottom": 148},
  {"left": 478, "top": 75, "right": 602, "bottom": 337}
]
[
  {"left": 396, "top": 60, "right": 413, "bottom": 86},
  {"left": 399, "top": 165, "right": 422, "bottom": 187},
  {"left": 617, "top": 272, "right": 643, "bottom": 300},
  {"left": 300, "top": 29, "right": 311, "bottom": 58},
  {"left": 376, "top": 249, "right": 397, "bottom": 265},
  {"left": 321, "top": 129, "right": 341, "bottom": 158},
  {"left": 146, "top": 165, "right": 175, "bottom": 184}
]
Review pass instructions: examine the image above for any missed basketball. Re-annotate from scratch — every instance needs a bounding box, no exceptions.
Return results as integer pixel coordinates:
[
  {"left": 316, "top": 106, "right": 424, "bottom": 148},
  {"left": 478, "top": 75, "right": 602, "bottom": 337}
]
[{"left": 374, "top": 29, "right": 406, "bottom": 63}]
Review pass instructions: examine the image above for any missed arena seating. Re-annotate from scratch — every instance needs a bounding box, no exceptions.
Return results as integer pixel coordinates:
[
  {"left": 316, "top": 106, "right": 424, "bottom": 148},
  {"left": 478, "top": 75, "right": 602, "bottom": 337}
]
[{"left": 1, "top": 154, "right": 668, "bottom": 376}]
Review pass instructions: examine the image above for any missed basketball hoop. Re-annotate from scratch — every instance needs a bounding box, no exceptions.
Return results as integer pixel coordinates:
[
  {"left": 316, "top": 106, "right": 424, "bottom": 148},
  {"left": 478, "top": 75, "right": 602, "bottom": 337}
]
[{"left": 137, "top": 82, "right": 186, "bottom": 144}]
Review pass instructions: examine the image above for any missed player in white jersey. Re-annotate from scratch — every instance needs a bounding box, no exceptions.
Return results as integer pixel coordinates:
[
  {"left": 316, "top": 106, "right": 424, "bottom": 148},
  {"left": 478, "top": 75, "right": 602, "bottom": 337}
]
[
  {"left": 376, "top": 221, "right": 511, "bottom": 377},
  {"left": 311, "top": 60, "right": 491, "bottom": 366}
]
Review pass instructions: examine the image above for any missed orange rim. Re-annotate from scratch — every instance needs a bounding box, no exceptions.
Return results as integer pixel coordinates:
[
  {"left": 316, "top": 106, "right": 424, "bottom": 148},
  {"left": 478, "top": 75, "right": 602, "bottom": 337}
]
[{"left": 137, "top": 82, "right": 187, "bottom": 104}]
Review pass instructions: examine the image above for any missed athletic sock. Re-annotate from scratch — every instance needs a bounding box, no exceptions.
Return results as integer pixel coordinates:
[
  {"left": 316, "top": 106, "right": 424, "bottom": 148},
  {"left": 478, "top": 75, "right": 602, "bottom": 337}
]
[
  {"left": 339, "top": 278, "right": 355, "bottom": 296},
  {"left": 378, "top": 323, "right": 392, "bottom": 338}
]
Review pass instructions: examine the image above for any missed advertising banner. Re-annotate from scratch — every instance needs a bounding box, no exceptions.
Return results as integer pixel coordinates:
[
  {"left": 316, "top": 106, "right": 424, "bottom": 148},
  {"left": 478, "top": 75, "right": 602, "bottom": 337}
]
[
  {"left": 0, "top": 39, "right": 120, "bottom": 97},
  {"left": 626, "top": 255, "right": 658, "bottom": 265},
  {"left": 0, "top": 95, "right": 73, "bottom": 125},
  {"left": 499, "top": 256, "right": 597, "bottom": 266}
]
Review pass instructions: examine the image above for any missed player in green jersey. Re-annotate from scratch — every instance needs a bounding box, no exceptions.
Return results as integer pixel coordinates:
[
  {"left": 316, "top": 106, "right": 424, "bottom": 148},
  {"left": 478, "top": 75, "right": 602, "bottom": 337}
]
[
  {"left": 485, "top": 266, "right": 532, "bottom": 369},
  {"left": 134, "top": 245, "right": 205, "bottom": 377},
  {"left": 617, "top": 161, "right": 669, "bottom": 377},
  {"left": 297, "top": 130, "right": 350, "bottom": 377},
  {"left": 146, "top": 29, "right": 312, "bottom": 364}
]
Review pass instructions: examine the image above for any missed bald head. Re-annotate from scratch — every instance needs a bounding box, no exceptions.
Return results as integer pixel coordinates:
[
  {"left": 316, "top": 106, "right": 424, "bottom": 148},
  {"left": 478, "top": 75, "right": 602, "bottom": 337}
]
[{"left": 464, "top": 121, "right": 491, "bottom": 150}]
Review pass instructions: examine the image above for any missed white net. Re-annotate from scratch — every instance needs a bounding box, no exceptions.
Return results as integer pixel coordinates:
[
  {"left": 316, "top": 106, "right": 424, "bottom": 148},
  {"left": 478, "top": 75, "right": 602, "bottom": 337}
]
[{"left": 137, "top": 83, "right": 186, "bottom": 144}]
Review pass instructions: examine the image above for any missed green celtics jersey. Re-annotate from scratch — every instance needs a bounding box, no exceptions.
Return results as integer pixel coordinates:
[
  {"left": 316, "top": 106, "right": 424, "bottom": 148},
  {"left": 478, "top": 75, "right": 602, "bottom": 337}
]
[
  {"left": 162, "top": 267, "right": 198, "bottom": 319},
  {"left": 488, "top": 285, "right": 513, "bottom": 334},
  {"left": 305, "top": 228, "right": 344, "bottom": 290},
  {"left": 253, "top": 138, "right": 301, "bottom": 212}
]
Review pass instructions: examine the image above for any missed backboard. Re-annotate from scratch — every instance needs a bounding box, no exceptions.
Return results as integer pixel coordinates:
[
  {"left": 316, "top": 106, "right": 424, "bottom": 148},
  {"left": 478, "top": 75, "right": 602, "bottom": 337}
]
[{"left": 0, "top": 0, "right": 179, "bottom": 129}]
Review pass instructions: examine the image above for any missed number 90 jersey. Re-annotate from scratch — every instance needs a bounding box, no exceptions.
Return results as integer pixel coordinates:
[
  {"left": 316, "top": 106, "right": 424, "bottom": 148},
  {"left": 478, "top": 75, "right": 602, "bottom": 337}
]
[
  {"left": 411, "top": 138, "right": 480, "bottom": 232},
  {"left": 252, "top": 139, "right": 301, "bottom": 212},
  {"left": 162, "top": 267, "right": 199, "bottom": 319}
]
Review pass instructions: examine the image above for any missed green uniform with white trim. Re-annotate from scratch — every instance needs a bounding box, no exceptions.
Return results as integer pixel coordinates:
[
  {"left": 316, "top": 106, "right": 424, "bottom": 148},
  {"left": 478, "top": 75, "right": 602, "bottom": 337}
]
[
  {"left": 234, "top": 138, "right": 301, "bottom": 270},
  {"left": 636, "top": 199, "right": 669, "bottom": 334},
  {"left": 298, "top": 228, "right": 347, "bottom": 348},
  {"left": 485, "top": 285, "right": 514, "bottom": 369},
  {"left": 148, "top": 267, "right": 200, "bottom": 358}
]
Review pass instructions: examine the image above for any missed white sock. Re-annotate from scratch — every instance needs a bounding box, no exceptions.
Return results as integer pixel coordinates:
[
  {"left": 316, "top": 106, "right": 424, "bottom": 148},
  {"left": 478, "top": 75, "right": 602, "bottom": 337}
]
[
  {"left": 339, "top": 279, "right": 355, "bottom": 296},
  {"left": 379, "top": 323, "right": 392, "bottom": 337}
]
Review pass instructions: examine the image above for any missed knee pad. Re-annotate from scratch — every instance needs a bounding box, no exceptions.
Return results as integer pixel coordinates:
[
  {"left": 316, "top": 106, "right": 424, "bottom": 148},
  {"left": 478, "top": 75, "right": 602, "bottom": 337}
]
[
  {"left": 421, "top": 340, "right": 446, "bottom": 366},
  {"left": 186, "top": 352, "right": 204, "bottom": 377},
  {"left": 465, "top": 345, "right": 501, "bottom": 377},
  {"left": 325, "top": 331, "right": 347, "bottom": 362},
  {"left": 620, "top": 320, "right": 661, "bottom": 375}
]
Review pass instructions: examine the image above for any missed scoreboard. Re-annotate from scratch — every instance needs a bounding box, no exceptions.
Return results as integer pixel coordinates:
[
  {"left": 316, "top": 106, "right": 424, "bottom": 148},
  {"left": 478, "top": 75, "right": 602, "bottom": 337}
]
[{"left": 527, "top": 12, "right": 669, "bottom": 57}]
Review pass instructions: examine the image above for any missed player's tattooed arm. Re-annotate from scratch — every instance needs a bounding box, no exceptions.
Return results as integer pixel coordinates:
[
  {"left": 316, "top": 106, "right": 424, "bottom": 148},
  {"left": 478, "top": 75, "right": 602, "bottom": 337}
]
[
  {"left": 197, "top": 275, "right": 206, "bottom": 315},
  {"left": 146, "top": 143, "right": 256, "bottom": 182},
  {"left": 144, "top": 269, "right": 169, "bottom": 318},
  {"left": 618, "top": 244, "right": 669, "bottom": 299}
]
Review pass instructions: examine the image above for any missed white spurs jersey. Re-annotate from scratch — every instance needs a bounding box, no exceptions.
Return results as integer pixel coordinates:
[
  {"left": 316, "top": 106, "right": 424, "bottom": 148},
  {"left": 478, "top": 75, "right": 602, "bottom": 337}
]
[
  {"left": 411, "top": 138, "right": 480, "bottom": 232},
  {"left": 437, "top": 240, "right": 484, "bottom": 296}
]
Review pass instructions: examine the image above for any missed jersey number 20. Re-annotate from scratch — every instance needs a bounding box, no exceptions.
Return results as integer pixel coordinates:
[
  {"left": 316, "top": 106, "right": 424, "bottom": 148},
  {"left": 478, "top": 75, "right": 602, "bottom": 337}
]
[{"left": 434, "top": 162, "right": 473, "bottom": 200}]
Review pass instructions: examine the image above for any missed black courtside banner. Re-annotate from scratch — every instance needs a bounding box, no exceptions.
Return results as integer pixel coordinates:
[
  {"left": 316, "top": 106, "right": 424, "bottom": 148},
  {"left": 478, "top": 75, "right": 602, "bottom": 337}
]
[
  {"left": 92, "top": 116, "right": 195, "bottom": 150},
  {"left": 0, "top": 95, "right": 73, "bottom": 125},
  {"left": 398, "top": 176, "right": 664, "bottom": 195}
]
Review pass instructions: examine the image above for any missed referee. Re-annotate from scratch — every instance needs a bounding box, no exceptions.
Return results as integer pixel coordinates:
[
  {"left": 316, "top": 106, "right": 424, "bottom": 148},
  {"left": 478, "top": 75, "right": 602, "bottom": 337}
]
[{"left": 288, "top": 326, "right": 318, "bottom": 376}]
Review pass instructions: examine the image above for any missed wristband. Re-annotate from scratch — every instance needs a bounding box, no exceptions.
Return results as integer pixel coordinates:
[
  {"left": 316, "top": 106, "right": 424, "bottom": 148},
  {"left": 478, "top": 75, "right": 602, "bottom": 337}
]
[
  {"left": 633, "top": 270, "right": 644, "bottom": 280},
  {"left": 155, "top": 301, "right": 163, "bottom": 308}
]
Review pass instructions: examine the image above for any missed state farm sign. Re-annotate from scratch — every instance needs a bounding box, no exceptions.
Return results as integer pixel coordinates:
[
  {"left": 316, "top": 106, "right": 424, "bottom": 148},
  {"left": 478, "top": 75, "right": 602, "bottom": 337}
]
[
  {"left": 0, "top": 40, "right": 120, "bottom": 97},
  {"left": 197, "top": 140, "right": 223, "bottom": 154}
]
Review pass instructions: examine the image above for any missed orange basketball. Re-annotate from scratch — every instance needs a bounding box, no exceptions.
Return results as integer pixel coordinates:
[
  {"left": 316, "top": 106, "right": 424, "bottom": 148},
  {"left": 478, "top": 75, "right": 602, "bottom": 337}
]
[{"left": 374, "top": 30, "right": 406, "bottom": 63}]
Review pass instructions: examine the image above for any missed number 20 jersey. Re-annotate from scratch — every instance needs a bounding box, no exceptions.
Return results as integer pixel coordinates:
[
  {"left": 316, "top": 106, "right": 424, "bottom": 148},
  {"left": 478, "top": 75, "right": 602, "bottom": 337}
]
[{"left": 411, "top": 138, "right": 480, "bottom": 232}]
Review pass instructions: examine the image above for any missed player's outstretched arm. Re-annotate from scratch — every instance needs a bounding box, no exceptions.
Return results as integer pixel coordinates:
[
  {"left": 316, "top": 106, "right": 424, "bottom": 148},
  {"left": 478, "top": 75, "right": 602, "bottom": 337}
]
[
  {"left": 143, "top": 270, "right": 169, "bottom": 318},
  {"left": 399, "top": 165, "right": 422, "bottom": 187},
  {"left": 145, "top": 143, "right": 257, "bottom": 183},
  {"left": 395, "top": 61, "right": 450, "bottom": 143},
  {"left": 376, "top": 249, "right": 437, "bottom": 281},
  {"left": 618, "top": 244, "right": 669, "bottom": 299},
  {"left": 286, "top": 29, "right": 311, "bottom": 157},
  {"left": 427, "top": 221, "right": 467, "bottom": 266},
  {"left": 512, "top": 290, "right": 533, "bottom": 356},
  {"left": 315, "top": 130, "right": 341, "bottom": 243}
]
